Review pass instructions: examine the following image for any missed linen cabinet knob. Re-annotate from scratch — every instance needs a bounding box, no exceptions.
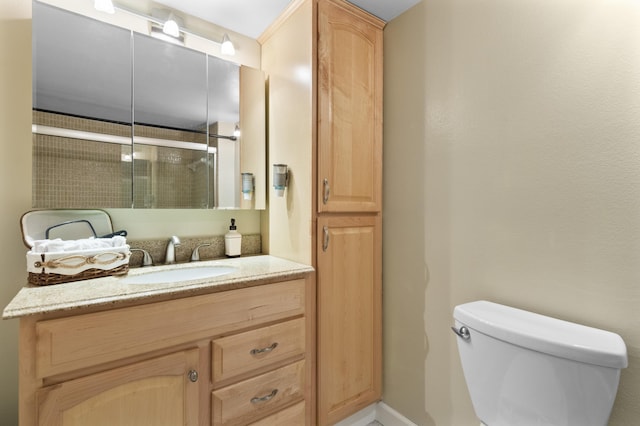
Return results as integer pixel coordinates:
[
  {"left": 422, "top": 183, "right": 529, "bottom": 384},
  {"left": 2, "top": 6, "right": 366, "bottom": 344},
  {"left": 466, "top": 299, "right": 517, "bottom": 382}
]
[
  {"left": 323, "top": 226, "right": 330, "bottom": 252},
  {"left": 323, "top": 178, "right": 330, "bottom": 204}
]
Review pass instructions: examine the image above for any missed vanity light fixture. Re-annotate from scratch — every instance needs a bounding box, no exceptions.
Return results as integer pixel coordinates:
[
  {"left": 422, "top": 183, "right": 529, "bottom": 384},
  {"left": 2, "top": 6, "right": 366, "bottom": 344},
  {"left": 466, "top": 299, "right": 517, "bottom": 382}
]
[
  {"left": 150, "top": 24, "right": 185, "bottom": 45},
  {"left": 94, "top": 0, "right": 115, "bottom": 14},
  {"left": 94, "top": 3, "right": 235, "bottom": 56},
  {"left": 163, "top": 13, "right": 180, "bottom": 38},
  {"left": 149, "top": 9, "right": 185, "bottom": 45},
  {"left": 221, "top": 33, "right": 236, "bottom": 56}
]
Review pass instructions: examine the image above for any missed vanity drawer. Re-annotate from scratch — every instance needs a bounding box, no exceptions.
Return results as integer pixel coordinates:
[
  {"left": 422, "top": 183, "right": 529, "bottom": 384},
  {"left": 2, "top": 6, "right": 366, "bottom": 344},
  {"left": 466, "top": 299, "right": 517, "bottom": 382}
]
[
  {"left": 211, "top": 360, "right": 305, "bottom": 426},
  {"left": 35, "top": 280, "right": 305, "bottom": 378},
  {"left": 247, "top": 401, "right": 305, "bottom": 425},
  {"left": 212, "top": 317, "right": 305, "bottom": 383}
]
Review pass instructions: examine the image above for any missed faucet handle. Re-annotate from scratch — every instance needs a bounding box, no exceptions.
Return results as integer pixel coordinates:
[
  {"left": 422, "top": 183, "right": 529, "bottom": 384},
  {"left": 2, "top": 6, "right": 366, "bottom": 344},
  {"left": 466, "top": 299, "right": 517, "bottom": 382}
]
[
  {"left": 130, "top": 248, "right": 154, "bottom": 267},
  {"left": 190, "top": 243, "right": 211, "bottom": 262}
]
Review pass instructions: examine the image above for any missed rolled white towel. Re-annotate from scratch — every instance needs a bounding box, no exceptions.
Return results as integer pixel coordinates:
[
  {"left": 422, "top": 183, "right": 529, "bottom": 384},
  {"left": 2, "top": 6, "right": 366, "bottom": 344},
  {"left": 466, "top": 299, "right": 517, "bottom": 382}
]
[{"left": 32, "top": 236, "right": 127, "bottom": 253}]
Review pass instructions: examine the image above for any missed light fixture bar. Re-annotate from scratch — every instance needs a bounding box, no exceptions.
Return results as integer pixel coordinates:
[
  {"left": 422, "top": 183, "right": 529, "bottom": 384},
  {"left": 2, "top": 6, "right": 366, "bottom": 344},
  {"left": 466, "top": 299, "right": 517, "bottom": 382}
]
[{"left": 106, "top": 3, "right": 237, "bottom": 56}]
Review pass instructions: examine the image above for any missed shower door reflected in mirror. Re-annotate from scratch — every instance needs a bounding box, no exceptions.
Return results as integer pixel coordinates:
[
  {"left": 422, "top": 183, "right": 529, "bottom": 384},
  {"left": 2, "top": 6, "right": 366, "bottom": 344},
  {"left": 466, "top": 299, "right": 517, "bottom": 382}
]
[
  {"left": 132, "top": 33, "right": 210, "bottom": 208},
  {"left": 32, "top": 2, "right": 133, "bottom": 208}
]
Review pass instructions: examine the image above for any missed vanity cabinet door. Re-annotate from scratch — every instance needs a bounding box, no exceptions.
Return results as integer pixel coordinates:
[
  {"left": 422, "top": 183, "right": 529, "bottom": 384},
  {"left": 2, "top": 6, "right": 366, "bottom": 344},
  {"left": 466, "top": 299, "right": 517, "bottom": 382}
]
[
  {"left": 317, "top": 0, "right": 383, "bottom": 213},
  {"left": 36, "top": 349, "right": 201, "bottom": 426},
  {"left": 316, "top": 215, "right": 382, "bottom": 425}
]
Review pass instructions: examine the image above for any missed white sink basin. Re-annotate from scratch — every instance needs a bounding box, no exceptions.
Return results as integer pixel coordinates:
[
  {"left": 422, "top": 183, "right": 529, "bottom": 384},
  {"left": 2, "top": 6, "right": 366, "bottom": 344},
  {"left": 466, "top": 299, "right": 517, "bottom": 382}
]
[{"left": 120, "top": 265, "right": 237, "bottom": 285}]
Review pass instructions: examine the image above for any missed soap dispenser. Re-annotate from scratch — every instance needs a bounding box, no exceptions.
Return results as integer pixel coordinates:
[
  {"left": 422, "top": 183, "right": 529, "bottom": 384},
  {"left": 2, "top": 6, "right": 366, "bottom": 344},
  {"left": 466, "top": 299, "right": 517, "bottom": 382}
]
[{"left": 225, "top": 218, "right": 242, "bottom": 257}]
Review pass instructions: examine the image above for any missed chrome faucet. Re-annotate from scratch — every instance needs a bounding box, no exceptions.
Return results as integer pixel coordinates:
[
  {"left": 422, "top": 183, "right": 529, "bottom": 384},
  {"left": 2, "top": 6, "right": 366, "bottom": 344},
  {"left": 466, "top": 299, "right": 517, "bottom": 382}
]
[
  {"left": 165, "top": 236, "right": 181, "bottom": 264},
  {"left": 190, "top": 243, "right": 211, "bottom": 262},
  {"left": 130, "top": 248, "right": 154, "bottom": 267}
]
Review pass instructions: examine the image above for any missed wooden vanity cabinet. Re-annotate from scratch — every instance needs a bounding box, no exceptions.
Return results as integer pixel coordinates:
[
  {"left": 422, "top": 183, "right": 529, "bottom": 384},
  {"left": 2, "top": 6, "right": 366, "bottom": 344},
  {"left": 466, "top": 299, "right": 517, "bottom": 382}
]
[{"left": 19, "top": 278, "right": 314, "bottom": 426}]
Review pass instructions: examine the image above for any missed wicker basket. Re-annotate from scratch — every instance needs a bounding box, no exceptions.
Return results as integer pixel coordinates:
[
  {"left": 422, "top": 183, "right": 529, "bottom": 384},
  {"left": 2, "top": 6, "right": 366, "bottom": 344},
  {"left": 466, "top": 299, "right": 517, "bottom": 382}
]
[
  {"left": 26, "top": 246, "right": 130, "bottom": 286},
  {"left": 21, "top": 209, "right": 130, "bottom": 286}
]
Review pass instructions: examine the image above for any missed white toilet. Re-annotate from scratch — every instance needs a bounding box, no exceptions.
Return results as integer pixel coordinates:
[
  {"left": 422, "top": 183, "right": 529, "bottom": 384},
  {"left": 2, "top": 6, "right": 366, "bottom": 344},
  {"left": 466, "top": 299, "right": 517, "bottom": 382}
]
[{"left": 452, "top": 300, "right": 628, "bottom": 426}]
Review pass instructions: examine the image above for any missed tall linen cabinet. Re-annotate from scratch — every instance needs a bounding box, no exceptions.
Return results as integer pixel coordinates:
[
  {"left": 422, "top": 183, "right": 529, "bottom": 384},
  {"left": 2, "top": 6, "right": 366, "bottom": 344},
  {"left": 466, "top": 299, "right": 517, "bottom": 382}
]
[
  {"left": 316, "top": 0, "right": 383, "bottom": 424},
  {"left": 260, "top": 0, "right": 383, "bottom": 424}
]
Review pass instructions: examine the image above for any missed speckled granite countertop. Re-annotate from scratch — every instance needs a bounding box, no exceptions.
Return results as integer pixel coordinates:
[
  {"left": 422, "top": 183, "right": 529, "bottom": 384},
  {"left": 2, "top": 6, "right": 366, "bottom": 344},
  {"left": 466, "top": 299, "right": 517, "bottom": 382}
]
[{"left": 3, "top": 255, "right": 314, "bottom": 319}]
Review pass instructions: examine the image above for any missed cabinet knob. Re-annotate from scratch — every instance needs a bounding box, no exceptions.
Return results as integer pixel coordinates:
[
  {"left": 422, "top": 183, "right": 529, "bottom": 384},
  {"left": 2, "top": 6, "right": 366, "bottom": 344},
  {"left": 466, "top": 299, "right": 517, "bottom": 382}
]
[
  {"left": 250, "top": 342, "right": 279, "bottom": 356},
  {"left": 188, "top": 369, "right": 199, "bottom": 383},
  {"left": 250, "top": 389, "right": 278, "bottom": 404},
  {"left": 323, "top": 178, "right": 330, "bottom": 204}
]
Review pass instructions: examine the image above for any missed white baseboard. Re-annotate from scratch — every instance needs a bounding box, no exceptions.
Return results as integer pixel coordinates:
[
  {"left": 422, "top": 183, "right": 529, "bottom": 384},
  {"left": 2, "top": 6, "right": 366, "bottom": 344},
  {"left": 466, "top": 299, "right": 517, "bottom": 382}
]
[
  {"left": 332, "top": 405, "right": 377, "bottom": 426},
  {"left": 375, "top": 402, "right": 417, "bottom": 426},
  {"left": 331, "top": 402, "right": 417, "bottom": 426}
]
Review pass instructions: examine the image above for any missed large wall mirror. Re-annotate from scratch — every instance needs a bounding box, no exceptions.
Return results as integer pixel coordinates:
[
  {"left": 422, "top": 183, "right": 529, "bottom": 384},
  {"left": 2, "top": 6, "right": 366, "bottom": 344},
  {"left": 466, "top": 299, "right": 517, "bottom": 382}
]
[{"left": 32, "top": 1, "right": 266, "bottom": 210}]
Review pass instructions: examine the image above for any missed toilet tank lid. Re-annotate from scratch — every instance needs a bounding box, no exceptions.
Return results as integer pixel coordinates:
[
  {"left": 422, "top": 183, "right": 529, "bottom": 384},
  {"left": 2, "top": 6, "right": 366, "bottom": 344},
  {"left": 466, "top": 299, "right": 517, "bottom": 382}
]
[{"left": 454, "top": 301, "right": 628, "bottom": 369}]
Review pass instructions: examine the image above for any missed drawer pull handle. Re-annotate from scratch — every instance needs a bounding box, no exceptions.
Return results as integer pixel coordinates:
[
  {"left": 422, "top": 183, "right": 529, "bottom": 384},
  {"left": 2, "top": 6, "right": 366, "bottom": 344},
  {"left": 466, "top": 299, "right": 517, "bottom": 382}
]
[
  {"left": 323, "top": 226, "right": 330, "bottom": 252},
  {"left": 250, "top": 342, "right": 278, "bottom": 356},
  {"left": 187, "top": 369, "right": 199, "bottom": 383},
  {"left": 323, "top": 178, "right": 330, "bottom": 204},
  {"left": 251, "top": 389, "right": 278, "bottom": 404}
]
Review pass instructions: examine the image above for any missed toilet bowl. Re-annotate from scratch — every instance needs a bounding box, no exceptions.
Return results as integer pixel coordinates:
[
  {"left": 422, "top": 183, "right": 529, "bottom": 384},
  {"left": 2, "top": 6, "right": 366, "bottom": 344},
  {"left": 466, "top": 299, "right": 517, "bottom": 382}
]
[{"left": 452, "top": 300, "right": 627, "bottom": 426}]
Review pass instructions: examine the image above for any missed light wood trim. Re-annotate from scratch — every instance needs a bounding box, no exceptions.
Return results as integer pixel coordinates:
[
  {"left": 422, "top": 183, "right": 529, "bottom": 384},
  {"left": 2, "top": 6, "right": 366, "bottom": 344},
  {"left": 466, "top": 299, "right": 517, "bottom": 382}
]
[
  {"left": 37, "top": 349, "right": 200, "bottom": 426},
  {"left": 248, "top": 401, "right": 306, "bottom": 425},
  {"left": 19, "top": 316, "right": 40, "bottom": 426},
  {"left": 316, "top": 215, "right": 382, "bottom": 425},
  {"left": 212, "top": 317, "right": 305, "bottom": 383},
  {"left": 212, "top": 360, "right": 306, "bottom": 426},
  {"left": 36, "top": 280, "right": 305, "bottom": 378},
  {"left": 305, "top": 272, "right": 317, "bottom": 425},
  {"left": 325, "top": 0, "right": 385, "bottom": 29}
]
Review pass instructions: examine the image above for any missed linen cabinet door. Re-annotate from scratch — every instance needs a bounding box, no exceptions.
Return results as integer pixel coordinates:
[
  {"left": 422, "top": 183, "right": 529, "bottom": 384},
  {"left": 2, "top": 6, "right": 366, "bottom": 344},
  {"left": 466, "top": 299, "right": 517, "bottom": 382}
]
[
  {"left": 316, "top": 215, "right": 382, "bottom": 425},
  {"left": 36, "top": 349, "right": 202, "bottom": 426},
  {"left": 317, "top": 0, "right": 384, "bottom": 213}
]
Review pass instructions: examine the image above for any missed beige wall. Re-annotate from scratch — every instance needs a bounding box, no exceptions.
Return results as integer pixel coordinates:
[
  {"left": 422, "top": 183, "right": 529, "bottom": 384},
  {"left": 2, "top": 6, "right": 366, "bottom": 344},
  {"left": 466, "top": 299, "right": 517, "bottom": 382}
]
[
  {"left": 0, "top": 2, "right": 32, "bottom": 423},
  {"left": 260, "top": 0, "right": 314, "bottom": 265},
  {"left": 383, "top": 0, "right": 640, "bottom": 425}
]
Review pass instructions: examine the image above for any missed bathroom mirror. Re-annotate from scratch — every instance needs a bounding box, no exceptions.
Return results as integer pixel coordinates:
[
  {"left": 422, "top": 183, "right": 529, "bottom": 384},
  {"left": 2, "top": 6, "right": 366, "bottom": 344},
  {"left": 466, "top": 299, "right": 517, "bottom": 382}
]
[
  {"left": 32, "top": 1, "right": 266, "bottom": 210},
  {"left": 132, "top": 32, "right": 210, "bottom": 208}
]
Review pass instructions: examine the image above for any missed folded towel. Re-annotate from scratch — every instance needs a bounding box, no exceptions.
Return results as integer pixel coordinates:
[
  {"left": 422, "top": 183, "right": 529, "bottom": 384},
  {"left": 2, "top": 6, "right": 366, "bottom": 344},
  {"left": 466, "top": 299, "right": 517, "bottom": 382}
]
[{"left": 32, "top": 236, "right": 127, "bottom": 253}]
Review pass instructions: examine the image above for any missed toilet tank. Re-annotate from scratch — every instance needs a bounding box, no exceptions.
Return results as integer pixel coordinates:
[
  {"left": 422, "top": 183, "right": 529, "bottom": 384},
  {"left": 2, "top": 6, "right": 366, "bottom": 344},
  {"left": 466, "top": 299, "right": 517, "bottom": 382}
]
[{"left": 453, "top": 301, "right": 627, "bottom": 426}]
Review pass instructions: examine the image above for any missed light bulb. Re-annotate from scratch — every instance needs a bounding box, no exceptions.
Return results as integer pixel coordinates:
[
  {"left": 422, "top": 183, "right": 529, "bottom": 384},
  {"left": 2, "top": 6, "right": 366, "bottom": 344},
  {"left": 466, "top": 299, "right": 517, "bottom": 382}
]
[
  {"left": 163, "top": 17, "right": 180, "bottom": 38},
  {"left": 221, "top": 33, "right": 235, "bottom": 56},
  {"left": 94, "top": 0, "right": 115, "bottom": 14}
]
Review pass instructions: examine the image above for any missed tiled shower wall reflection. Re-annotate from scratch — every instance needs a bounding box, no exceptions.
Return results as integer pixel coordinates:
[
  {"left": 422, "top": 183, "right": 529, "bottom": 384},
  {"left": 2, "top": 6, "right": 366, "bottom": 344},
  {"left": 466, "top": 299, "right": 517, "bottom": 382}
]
[{"left": 33, "top": 111, "right": 212, "bottom": 209}]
